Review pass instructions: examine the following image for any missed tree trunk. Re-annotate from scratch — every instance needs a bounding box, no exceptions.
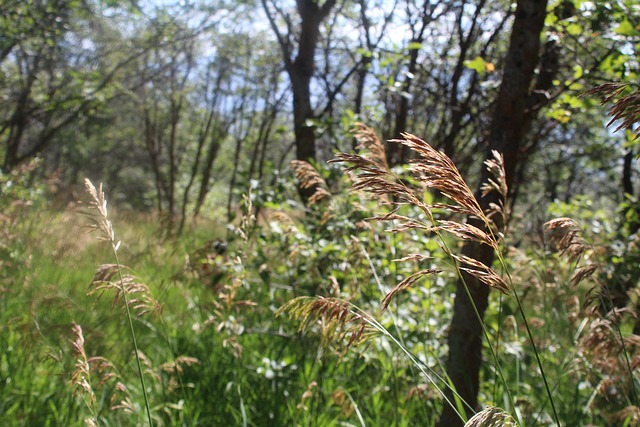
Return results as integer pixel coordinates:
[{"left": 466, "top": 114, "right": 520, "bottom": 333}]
[
  {"left": 437, "top": 1, "right": 549, "bottom": 425},
  {"left": 262, "top": 0, "right": 336, "bottom": 203},
  {"left": 193, "top": 127, "right": 224, "bottom": 217}
]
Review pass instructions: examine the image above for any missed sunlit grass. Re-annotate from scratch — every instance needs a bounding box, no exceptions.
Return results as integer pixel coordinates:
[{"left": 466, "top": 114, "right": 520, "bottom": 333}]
[{"left": 1, "top": 170, "right": 638, "bottom": 426}]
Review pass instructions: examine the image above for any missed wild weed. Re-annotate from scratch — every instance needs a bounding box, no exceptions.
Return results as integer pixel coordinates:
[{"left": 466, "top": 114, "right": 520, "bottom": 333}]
[
  {"left": 281, "top": 124, "right": 564, "bottom": 425},
  {"left": 543, "top": 216, "right": 640, "bottom": 424},
  {"left": 80, "top": 178, "right": 159, "bottom": 425},
  {"left": 69, "top": 322, "right": 134, "bottom": 426}
]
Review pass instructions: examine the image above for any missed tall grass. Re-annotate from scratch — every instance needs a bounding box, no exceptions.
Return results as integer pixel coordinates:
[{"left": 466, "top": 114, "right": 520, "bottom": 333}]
[
  {"left": 2, "top": 133, "right": 639, "bottom": 426},
  {"left": 281, "top": 125, "right": 584, "bottom": 425},
  {"left": 81, "top": 179, "right": 162, "bottom": 425}
]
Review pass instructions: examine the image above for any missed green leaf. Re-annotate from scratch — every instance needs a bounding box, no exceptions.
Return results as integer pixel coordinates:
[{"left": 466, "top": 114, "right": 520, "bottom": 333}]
[
  {"left": 407, "top": 42, "right": 422, "bottom": 51},
  {"left": 566, "top": 23, "right": 582, "bottom": 36},
  {"left": 615, "top": 19, "right": 637, "bottom": 36},
  {"left": 573, "top": 64, "right": 583, "bottom": 79},
  {"left": 464, "top": 56, "right": 486, "bottom": 76}
]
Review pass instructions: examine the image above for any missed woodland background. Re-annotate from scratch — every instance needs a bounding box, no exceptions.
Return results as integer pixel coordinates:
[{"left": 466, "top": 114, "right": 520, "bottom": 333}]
[{"left": 2, "top": 0, "right": 640, "bottom": 426}]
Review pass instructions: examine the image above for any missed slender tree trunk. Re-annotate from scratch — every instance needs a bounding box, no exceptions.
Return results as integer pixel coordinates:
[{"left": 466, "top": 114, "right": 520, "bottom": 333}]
[
  {"left": 167, "top": 96, "right": 183, "bottom": 219},
  {"left": 622, "top": 146, "right": 640, "bottom": 235},
  {"left": 623, "top": 148, "right": 634, "bottom": 197},
  {"left": 179, "top": 104, "right": 214, "bottom": 235},
  {"left": 143, "top": 107, "right": 166, "bottom": 213},
  {"left": 610, "top": 143, "right": 640, "bottom": 326},
  {"left": 193, "top": 127, "right": 224, "bottom": 217},
  {"left": 437, "top": 1, "right": 549, "bottom": 425}
]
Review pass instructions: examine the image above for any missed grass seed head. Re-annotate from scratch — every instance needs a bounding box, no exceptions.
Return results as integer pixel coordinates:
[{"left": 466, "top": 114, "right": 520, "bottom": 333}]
[
  {"left": 83, "top": 179, "right": 115, "bottom": 244},
  {"left": 464, "top": 406, "right": 519, "bottom": 426},
  {"left": 291, "top": 160, "right": 331, "bottom": 205},
  {"left": 353, "top": 122, "right": 389, "bottom": 169},
  {"left": 70, "top": 322, "right": 96, "bottom": 406},
  {"left": 544, "top": 217, "right": 588, "bottom": 261}
]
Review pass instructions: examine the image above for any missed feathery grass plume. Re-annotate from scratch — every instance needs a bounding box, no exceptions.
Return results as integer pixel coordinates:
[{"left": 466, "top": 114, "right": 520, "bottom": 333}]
[
  {"left": 463, "top": 406, "right": 518, "bottom": 427},
  {"left": 331, "top": 126, "right": 555, "bottom": 423},
  {"left": 236, "top": 191, "right": 256, "bottom": 243},
  {"left": 406, "top": 383, "right": 439, "bottom": 400},
  {"left": 160, "top": 356, "right": 200, "bottom": 393},
  {"left": 543, "top": 217, "right": 606, "bottom": 301},
  {"left": 353, "top": 122, "right": 389, "bottom": 170},
  {"left": 331, "top": 152, "right": 409, "bottom": 203},
  {"left": 577, "top": 315, "right": 640, "bottom": 419},
  {"left": 110, "top": 382, "right": 135, "bottom": 414},
  {"left": 394, "top": 132, "right": 483, "bottom": 218},
  {"left": 331, "top": 388, "right": 365, "bottom": 421},
  {"left": 570, "top": 264, "right": 599, "bottom": 287},
  {"left": 291, "top": 160, "right": 331, "bottom": 205},
  {"left": 82, "top": 178, "right": 153, "bottom": 426},
  {"left": 452, "top": 254, "right": 509, "bottom": 294},
  {"left": 88, "top": 264, "right": 161, "bottom": 317},
  {"left": 544, "top": 217, "right": 605, "bottom": 290},
  {"left": 546, "top": 217, "right": 640, "bottom": 410},
  {"left": 70, "top": 322, "right": 97, "bottom": 410},
  {"left": 332, "top": 127, "right": 507, "bottom": 303},
  {"left": 544, "top": 217, "right": 588, "bottom": 262},
  {"left": 436, "top": 220, "right": 496, "bottom": 248},
  {"left": 277, "top": 297, "right": 376, "bottom": 350},
  {"left": 580, "top": 314, "right": 640, "bottom": 379},
  {"left": 381, "top": 268, "right": 441, "bottom": 311},
  {"left": 297, "top": 381, "right": 318, "bottom": 411},
  {"left": 70, "top": 322, "right": 134, "bottom": 423},
  {"left": 481, "top": 150, "right": 509, "bottom": 230},
  {"left": 83, "top": 179, "right": 116, "bottom": 245},
  {"left": 585, "top": 83, "right": 640, "bottom": 138}
]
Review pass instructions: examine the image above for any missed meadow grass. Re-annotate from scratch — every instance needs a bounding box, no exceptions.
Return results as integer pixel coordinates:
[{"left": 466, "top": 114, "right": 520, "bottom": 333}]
[{"left": 1, "top": 140, "right": 639, "bottom": 426}]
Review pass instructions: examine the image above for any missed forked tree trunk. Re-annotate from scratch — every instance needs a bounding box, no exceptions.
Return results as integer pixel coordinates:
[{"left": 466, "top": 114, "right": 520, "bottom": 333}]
[{"left": 437, "top": 1, "right": 549, "bottom": 425}]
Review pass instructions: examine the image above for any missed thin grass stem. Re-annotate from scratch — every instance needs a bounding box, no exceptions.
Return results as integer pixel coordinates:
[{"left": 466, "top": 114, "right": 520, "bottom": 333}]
[{"left": 111, "top": 246, "right": 154, "bottom": 426}]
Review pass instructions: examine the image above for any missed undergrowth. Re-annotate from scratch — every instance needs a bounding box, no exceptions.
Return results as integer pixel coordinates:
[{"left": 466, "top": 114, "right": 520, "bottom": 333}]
[{"left": 0, "top": 126, "right": 639, "bottom": 426}]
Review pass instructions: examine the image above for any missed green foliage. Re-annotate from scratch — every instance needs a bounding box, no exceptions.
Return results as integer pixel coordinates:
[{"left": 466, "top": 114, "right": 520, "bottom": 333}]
[
  {"left": 4, "top": 0, "right": 640, "bottom": 424},
  {"left": 3, "top": 151, "right": 640, "bottom": 425}
]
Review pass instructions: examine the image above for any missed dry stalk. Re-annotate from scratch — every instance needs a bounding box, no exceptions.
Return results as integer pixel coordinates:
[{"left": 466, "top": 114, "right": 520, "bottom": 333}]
[
  {"left": 585, "top": 83, "right": 640, "bottom": 137},
  {"left": 82, "top": 178, "right": 154, "bottom": 425},
  {"left": 70, "top": 322, "right": 134, "bottom": 424},
  {"left": 463, "top": 406, "right": 519, "bottom": 427},
  {"left": 291, "top": 160, "right": 331, "bottom": 205},
  {"left": 277, "top": 297, "right": 376, "bottom": 351},
  {"left": 330, "top": 125, "right": 509, "bottom": 307}
]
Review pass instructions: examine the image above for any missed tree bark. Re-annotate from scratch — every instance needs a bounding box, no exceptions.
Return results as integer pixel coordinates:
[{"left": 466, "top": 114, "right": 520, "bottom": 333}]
[
  {"left": 437, "top": 1, "right": 549, "bottom": 425},
  {"left": 262, "top": 0, "right": 336, "bottom": 202}
]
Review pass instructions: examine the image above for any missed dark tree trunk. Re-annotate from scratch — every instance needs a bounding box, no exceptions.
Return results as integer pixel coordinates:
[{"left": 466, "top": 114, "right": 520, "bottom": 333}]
[
  {"left": 291, "top": 0, "right": 336, "bottom": 201},
  {"left": 262, "top": 0, "right": 336, "bottom": 203},
  {"left": 437, "top": 1, "right": 549, "bottom": 425},
  {"left": 622, "top": 146, "right": 638, "bottom": 233},
  {"left": 623, "top": 148, "right": 634, "bottom": 196}
]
